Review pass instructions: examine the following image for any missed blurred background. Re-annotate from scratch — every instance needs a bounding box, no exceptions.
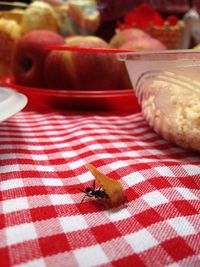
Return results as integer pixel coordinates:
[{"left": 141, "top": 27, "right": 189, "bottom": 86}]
[{"left": 1, "top": 0, "right": 200, "bottom": 84}]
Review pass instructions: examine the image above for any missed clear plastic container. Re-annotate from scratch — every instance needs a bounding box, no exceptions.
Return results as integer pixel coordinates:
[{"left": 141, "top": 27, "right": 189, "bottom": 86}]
[{"left": 118, "top": 50, "right": 200, "bottom": 152}]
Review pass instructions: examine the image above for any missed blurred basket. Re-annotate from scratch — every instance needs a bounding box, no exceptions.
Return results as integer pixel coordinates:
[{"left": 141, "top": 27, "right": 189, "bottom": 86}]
[{"left": 145, "top": 21, "right": 185, "bottom": 49}]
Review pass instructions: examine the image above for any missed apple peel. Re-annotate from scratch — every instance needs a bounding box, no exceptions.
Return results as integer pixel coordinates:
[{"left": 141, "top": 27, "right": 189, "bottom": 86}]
[{"left": 85, "top": 163, "right": 127, "bottom": 207}]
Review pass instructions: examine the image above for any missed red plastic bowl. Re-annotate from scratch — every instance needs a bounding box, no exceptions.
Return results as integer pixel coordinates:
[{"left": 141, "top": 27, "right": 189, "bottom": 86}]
[{"left": 0, "top": 76, "right": 141, "bottom": 113}]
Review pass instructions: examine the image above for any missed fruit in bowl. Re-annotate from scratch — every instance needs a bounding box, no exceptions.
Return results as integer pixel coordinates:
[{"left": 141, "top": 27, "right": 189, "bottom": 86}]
[
  {"left": 0, "top": 18, "right": 21, "bottom": 76},
  {"left": 65, "top": 35, "right": 109, "bottom": 48},
  {"left": 193, "top": 44, "right": 200, "bottom": 50},
  {"left": 109, "top": 28, "right": 151, "bottom": 48},
  {"left": 45, "top": 35, "right": 122, "bottom": 90},
  {"left": 11, "top": 33, "right": 132, "bottom": 91},
  {"left": 21, "top": 1, "right": 61, "bottom": 34},
  {"left": 120, "top": 36, "right": 167, "bottom": 51},
  {"left": 11, "top": 30, "right": 64, "bottom": 88}
]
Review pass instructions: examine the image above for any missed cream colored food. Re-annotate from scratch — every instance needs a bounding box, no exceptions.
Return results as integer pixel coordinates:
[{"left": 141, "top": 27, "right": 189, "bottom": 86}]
[
  {"left": 21, "top": 1, "right": 61, "bottom": 34},
  {"left": 140, "top": 72, "right": 200, "bottom": 151}
]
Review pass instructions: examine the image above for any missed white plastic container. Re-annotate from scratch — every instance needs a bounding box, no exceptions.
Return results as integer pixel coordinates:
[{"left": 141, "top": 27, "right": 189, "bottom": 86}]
[{"left": 118, "top": 50, "right": 200, "bottom": 152}]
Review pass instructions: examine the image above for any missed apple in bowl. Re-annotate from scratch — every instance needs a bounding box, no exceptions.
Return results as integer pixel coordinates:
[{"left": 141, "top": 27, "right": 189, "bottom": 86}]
[
  {"left": 120, "top": 36, "right": 167, "bottom": 51},
  {"left": 11, "top": 30, "right": 64, "bottom": 88},
  {"left": 44, "top": 36, "right": 122, "bottom": 90},
  {"left": 109, "top": 28, "right": 151, "bottom": 48}
]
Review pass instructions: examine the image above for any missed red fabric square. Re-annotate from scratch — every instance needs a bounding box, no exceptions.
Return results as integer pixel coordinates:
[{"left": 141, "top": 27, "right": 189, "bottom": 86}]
[
  {"left": 39, "top": 234, "right": 70, "bottom": 257},
  {"left": 25, "top": 186, "right": 48, "bottom": 197},
  {"left": 180, "top": 177, "right": 200, "bottom": 190},
  {"left": 134, "top": 208, "right": 163, "bottom": 227},
  {"left": 0, "top": 214, "right": 5, "bottom": 229},
  {"left": 0, "top": 247, "right": 10, "bottom": 267},
  {"left": 77, "top": 201, "right": 106, "bottom": 214},
  {"left": 20, "top": 170, "right": 42, "bottom": 178},
  {"left": 162, "top": 237, "right": 194, "bottom": 261},
  {"left": 149, "top": 177, "right": 172, "bottom": 189},
  {"left": 125, "top": 188, "right": 139, "bottom": 202},
  {"left": 113, "top": 254, "right": 145, "bottom": 267},
  {"left": 91, "top": 223, "right": 121, "bottom": 243},
  {"left": 2, "top": 188, "right": 26, "bottom": 201},
  {"left": 30, "top": 206, "right": 57, "bottom": 222},
  {"left": 132, "top": 162, "right": 153, "bottom": 171},
  {"left": 173, "top": 200, "right": 198, "bottom": 216}
]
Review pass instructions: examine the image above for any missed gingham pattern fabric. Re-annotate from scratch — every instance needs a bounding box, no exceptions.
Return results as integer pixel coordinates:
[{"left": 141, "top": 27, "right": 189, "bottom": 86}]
[{"left": 0, "top": 111, "right": 200, "bottom": 267}]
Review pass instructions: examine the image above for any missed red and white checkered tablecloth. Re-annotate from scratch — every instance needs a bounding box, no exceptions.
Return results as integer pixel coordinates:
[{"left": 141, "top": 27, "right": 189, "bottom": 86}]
[{"left": 0, "top": 110, "right": 200, "bottom": 267}]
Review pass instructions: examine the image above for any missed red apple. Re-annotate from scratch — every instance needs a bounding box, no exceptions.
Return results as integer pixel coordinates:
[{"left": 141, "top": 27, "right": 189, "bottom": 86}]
[
  {"left": 120, "top": 36, "right": 167, "bottom": 50},
  {"left": 109, "top": 28, "right": 151, "bottom": 48},
  {"left": 118, "top": 35, "right": 166, "bottom": 89},
  {"left": 45, "top": 36, "right": 121, "bottom": 90},
  {"left": 11, "top": 30, "right": 64, "bottom": 87},
  {"left": 65, "top": 35, "right": 109, "bottom": 48}
]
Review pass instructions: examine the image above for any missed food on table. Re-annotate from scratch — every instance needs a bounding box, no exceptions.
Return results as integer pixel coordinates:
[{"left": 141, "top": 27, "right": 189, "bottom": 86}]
[
  {"left": 0, "top": 8, "right": 25, "bottom": 25},
  {"left": 67, "top": 0, "right": 100, "bottom": 35},
  {"left": 109, "top": 28, "right": 151, "bottom": 48},
  {"left": 45, "top": 35, "right": 122, "bottom": 90},
  {"left": 0, "top": 18, "right": 21, "bottom": 76},
  {"left": 43, "top": 0, "right": 64, "bottom": 4},
  {"left": 65, "top": 35, "right": 108, "bottom": 47},
  {"left": 109, "top": 27, "right": 167, "bottom": 51},
  {"left": 85, "top": 163, "right": 127, "bottom": 207},
  {"left": 120, "top": 36, "right": 167, "bottom": 51},
  {"left": 53, "top": 4, "right": 76, "bottom": 36},
  {"left": 11, "top": 30, "right": 64, "bottom": 87},
  {"left": 193, "top": 44, "right": 200, "bottom": 49},
  {"left": 140, "top": 73, "right": 200, "bottom": 152},
  {"left": 117, "top": 3, "right": 185, "bottom": 50},
  {"left": 11, "top": 31, "right": 130, "bottom": 90},
  {"left": 170, "top": 86, "right": 200, "bottom": 151},
  {"left": 21, "top": 1, "right": 61, "bottom": 34},
  {"left": 118, "top": 3, "right": 164, "bottom": 30},
  {"left": 45, "top": 0, "right": 100, "bottom": 36},
  {"left": 109, "top": 28, "right": 166, "bottom": 88}
]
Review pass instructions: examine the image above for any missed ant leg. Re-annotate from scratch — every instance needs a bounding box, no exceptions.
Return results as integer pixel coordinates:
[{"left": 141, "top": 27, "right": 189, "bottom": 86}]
[
  {"left": 93, "top": 180, "right": 96, "bottom": 190},
  {"left": 81, "top": 194, "right": 88, "bottom": 203},
  {"left": 81, "top": 193, "right": 92, "bottom": 203}
]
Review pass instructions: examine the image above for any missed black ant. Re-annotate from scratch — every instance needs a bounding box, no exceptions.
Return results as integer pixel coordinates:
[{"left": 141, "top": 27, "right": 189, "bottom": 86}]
[{"left": 72, "top": 180, "right": 109, "bottom": 203}]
